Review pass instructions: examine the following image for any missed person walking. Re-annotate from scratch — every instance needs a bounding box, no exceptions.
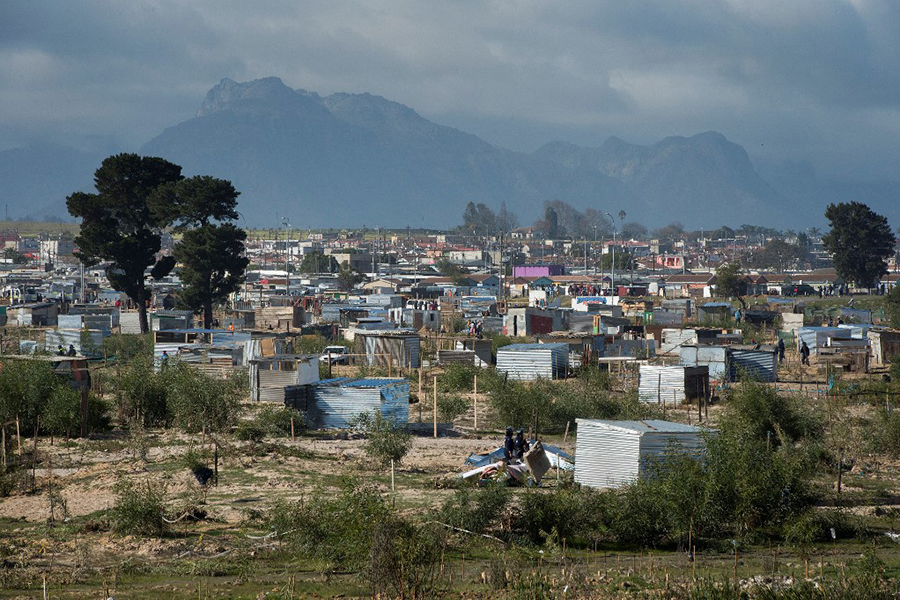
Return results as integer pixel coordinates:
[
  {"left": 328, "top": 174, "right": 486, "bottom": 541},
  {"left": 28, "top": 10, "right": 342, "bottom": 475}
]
[
  {"left": 800, "top": 341, "right": 810, "bottom": 366},
  {"left": 777, "top": 338, "right": 785, "bottom": 363}
]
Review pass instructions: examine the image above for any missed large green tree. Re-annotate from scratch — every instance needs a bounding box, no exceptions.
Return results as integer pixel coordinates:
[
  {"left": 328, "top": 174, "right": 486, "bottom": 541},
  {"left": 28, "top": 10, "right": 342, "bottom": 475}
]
[
  {"left": 716, "top": 262, "right": 747, "bottom": 307},
  {"left": 823, "top": 202, "right": 896, "bottom": 288},
  {"left": 161, "top": 176, "right": 246, "bottom": 329},
  {"left": 67, "top": 154, "right": 183, "bottom": 333},
  {"left": 175, "top": 224, "right": 249, "bottom": 329}
]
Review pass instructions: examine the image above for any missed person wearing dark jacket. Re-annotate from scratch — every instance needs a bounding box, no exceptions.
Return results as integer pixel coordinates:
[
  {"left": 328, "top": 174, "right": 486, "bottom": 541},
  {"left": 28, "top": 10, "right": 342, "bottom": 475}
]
[
  {"left": 503, "top": 427, "right": 515, "bottom": 462},
  {"left": 513, "top": 429, "right": 530, "bottom": 460},
  {"left": 777, "top": 338, "right": 785, "bottom": 363},
  {"left": 800, "top": 341, "right": 810, "bottom": 366}
]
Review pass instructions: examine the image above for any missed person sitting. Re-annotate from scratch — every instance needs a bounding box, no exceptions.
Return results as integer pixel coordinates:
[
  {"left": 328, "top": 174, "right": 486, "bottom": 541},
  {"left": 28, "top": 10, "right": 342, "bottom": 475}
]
[
  {"left": 67, "top": 344, "right": 77, "bottom": 357},
  {"left": 503, "top": 427, "right": 514, "bottom": 462},
  {"left": 57, "top": 344, "right": 65, "bottom": 356},
  {"left": 513, "top": 429, "right": 530, "bottom": 460}
]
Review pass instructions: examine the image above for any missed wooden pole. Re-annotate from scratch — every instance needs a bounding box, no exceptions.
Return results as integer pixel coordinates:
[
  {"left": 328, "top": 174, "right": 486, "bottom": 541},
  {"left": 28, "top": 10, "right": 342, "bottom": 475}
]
[
  {"left": 290, "top": 417, "right": 295, "bottom": 442},
  {"left": 16, "top": 417, "right": 21, "bottom": 455},
  {"left": 433, "top": 376, "right": 438, "bottom": 438},
  {"left": 1, "top": 425, "right": 5, "bottom": 472},
  {"left": 563, "top": 420, "right": 570, "bottom": 443},
  {"left": 391, "top": 459, "right": 395, "bottom": 492},
  {"left": 473, "top": 374, "right": 478, "bottom": 430}
]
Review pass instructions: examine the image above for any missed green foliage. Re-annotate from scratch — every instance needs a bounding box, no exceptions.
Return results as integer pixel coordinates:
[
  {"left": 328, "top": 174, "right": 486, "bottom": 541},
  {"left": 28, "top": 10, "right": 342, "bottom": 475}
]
[
  {"left": 716, "top": 262, "right": 747, "bottom": 301},
  {"left": 163, "top": 363, "right": 242, "bottom": 433},
  {"left": 351, "top": 411, "right": 414, "bottom": 467},
  {"left": 67, "top": 153, "right": 184, "bottom": 333},
  {"left": 368, "top": 517, "right": 445, "bottom": 599},
  {"left": 102, "top": 334, "right": 153, "bottom": 363},
  {"left": 438, "top": 482, "right": 510, "bottom": 535},
  {"left": 297, "top": 251, "right": 337, "bottom": 274},
  {"left": 434, "top": 259, "right": 467, "bottom": 284},
  {"left": 42, "top": 385, "right": 80, "bottom": 438},
  {"left": 265, "top": 480, "right": 391, "bottom": 569},
  {"left": 3, "top": 247, "right": 29, "bottom": 264},
  {"left": 336, "top": 261, "right": 365, "bottom": 290},
  {"left": 461, "top": 201, "right": 498, "bottom": 236},
  {"left": 0, "top": 358, "right": 64, "bottom": 432},
  {"left": 111, "top": 478, "right": 167, "bottom": 537},
  {"left": 236, "top": 406, "right": 304, "bottom": 441},
  {"left": 823, "top": 201, "right": 896, "bottom": 287},
  {"left": 886, "top": 288, "right": 900, "bottom": 329},
  {"left": 439, "top": 363, "right": 480, "bottom": 392},
  {"left": 720, "top": 381, "right": 824, "bottom": 445},
  {"left": 114, "top": 354, "right": 169, "bottom": 427},
  {"left": 745, "top": 239, "right": 809, "bottom": 272},
  {"left": 437, "top": 394, "right": 469, "bottom": 422},
  {"left": 174, "top": 223, "right": 249, "bottom": 329},
  {"left": 489, "top": 377, "right": 655, "bottom": 434},
  {"left": 867, "top": 407, "right": 900, "bottom": 456},
  {"left": 517, "top": 486, "right": 610, "bottom": 545}
]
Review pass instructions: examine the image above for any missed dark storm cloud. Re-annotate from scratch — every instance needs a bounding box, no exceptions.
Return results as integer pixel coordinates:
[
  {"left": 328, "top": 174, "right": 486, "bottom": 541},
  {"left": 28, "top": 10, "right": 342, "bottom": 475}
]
[{"left": 2, "top": 0, "right": 899, "bottom": 177}]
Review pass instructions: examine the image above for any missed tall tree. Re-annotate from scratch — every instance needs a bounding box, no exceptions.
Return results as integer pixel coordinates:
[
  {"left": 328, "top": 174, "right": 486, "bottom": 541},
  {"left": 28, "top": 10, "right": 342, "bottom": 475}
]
[
  {"left": 175, "top": 224, "right": 249, "bottom": 328},
  {"left": 496, "top": 201, "right": 519, "bottom": 233},
  {"left": 67, "top": 154, "right": 183, "bottom": 333},
  {"left": 160, "top": 176, "right": 246, "bottom": 329},
  {"left": 461, "top": 202, "right": 497, "bottom": 236},
  {"left": 822, "top": 201, "right": 896, "bottom": 288},
  {"left": 716, "top": 262, "right": 747, "bottom": 308}
]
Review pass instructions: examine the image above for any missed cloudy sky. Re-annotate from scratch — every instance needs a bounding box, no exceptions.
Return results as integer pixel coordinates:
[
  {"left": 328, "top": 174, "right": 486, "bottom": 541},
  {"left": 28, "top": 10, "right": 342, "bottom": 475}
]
[{"left": 3, "top": 0, "right": 900, "bottom": 179}]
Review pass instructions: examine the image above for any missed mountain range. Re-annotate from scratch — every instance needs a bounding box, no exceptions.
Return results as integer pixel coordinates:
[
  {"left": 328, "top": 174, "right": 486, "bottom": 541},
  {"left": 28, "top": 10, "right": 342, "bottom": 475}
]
[{"left": 3, "top": 76, "right": 897, "bottom": 229}]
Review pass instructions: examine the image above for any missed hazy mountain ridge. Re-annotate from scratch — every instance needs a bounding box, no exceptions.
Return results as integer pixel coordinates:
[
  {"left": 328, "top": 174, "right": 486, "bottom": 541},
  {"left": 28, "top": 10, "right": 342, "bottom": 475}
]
[{"left": 3, "top": 77, "right": 896, "bottom": 228}]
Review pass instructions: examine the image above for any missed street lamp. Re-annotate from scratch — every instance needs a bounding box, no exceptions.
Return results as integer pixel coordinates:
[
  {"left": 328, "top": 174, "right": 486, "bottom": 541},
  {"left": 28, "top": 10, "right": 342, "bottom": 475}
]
[{"left": 605, "top": 213, "right": 616, "bottom": 294}]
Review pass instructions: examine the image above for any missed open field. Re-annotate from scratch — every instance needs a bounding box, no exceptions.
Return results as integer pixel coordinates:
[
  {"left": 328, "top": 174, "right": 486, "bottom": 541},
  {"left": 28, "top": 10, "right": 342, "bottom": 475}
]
[
  {"left": 0, "top": 221, "right": 79, "bottom": 238},
  {"left": 4, "top": 335, "right": 900, "bottom": 598}
]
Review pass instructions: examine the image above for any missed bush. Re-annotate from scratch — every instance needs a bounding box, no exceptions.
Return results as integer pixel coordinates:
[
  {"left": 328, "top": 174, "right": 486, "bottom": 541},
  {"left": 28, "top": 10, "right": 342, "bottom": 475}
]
[
  {"left": 868, "top": 407, "right": 900, "bottom": 456},
  {"left": 102, "top": 334, "right": 153, "bottom": 363},
  {"left": 368, "top": 517, "right": 445, "bottom": 599},
  {"left": 256, "top": 405, "right": 304, "bottom": 437},
  {"left": 110, "top": 478, "right": 167, "bottom": 537},
  {"left": 437, "top": 394, "right": 469, "bottom": 422},
  {"left": 266, "top": 480, "right": 391, "bottom": 569},
  {"left": 438, "top": 482, "right": 510, "bottom": 535},
  {"left": 440, "top": 364, "right": 479, "bottom": 393},
  {"left": 0, "top": 359, "right": 58, "bottom": 432},
  {"left": 234, "top": 420, "right": 267, "bottom": 442},
  {"left": 162, "top": 363, "right": 242, "bottom": 433},
  {"left": 352, "top": 411, "right": 414, "bottom": 467},
  {"left": 115, "top": 354, "right": 169, "bottom": 427},
  {"left": 517, "top": 486, "right": 610, "bottom": 546},
  {"left": 720, "top": 381, "right": 823, "bottom": 445},
  {"left": 42, "top": 385, "right": 81, "bottom": 439}
]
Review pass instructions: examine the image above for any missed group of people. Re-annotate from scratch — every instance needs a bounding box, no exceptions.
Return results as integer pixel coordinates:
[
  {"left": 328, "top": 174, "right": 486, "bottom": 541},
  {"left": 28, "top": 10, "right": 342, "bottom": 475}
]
[
  {"left": 466, "top": 319, "right": 484, "bottom": 338},
  {"left": 410, "top": 300, "right": 439, "bottom": 311},
  {"left": 56, "top": 344, "right": 77, "bottom": 357},
  {"left": 503, "top": 427, "right": 530, "bottom": 462}
]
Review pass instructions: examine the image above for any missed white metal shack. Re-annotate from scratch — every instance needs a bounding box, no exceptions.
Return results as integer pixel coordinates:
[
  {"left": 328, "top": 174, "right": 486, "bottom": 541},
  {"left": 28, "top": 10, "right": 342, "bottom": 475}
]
[{"left": 574, "top": 419, "right": 711, "bottom": 489}]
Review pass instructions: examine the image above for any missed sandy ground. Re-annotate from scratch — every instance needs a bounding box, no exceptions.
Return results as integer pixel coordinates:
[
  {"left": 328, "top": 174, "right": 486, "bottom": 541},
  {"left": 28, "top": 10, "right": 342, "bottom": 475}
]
[{"left": 0, "top": 427, "right": 551, "bottom": 524}]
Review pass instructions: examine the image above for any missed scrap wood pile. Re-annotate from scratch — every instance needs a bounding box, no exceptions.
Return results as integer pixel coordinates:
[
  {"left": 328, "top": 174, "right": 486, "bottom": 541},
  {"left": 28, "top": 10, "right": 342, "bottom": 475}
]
[{"left": 459, "top": 441, "right": 574, "bottom": 485}]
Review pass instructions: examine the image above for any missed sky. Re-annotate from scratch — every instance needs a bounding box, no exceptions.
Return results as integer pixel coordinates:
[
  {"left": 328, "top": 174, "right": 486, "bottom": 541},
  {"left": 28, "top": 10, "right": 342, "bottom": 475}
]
[{"left": 3, "top": 0, "right": 900, "bottom": 180}]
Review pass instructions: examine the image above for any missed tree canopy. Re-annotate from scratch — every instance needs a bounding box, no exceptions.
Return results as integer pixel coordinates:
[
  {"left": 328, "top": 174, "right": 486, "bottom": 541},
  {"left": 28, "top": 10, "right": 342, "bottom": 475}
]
[
  {"left": 716, "top": 262, "right": 747, "bottom": 307},
  {"left": 67, "top": 153, "right": 183, "bottom": 333},
  {"left": 175, "top": 224, "right": 249, "bottom": 329},
  {"left": 822, "top": 202, "right": 896, "bottom": 288}
]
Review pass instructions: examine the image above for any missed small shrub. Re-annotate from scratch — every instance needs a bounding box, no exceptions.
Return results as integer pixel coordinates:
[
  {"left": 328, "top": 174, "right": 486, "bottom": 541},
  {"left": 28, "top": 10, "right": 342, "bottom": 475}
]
[
  {"left": 163, "top": 363, "right": 242, "bottom": 433},
  {"left": 234, "top": 420, "right": 267, "bottom": 443},
  {"left": 351, "top": 411, "right": 414, "bottom": 467},
  {"left": 440, "top": 364, "right": 478, "bottom": 392},
  {"left": 42, "top": 385, "right": 80, "bottom": 440},
  {"left": 115, "top": 354, "right": 169, "bottom": 427},
  {"left": 517, "top": 486, "right": 611, "bottom": 545},
  {"left": 437, "top": 394, "right": 469, "bottom": 422},
  {"left": 256, "top": 405, "right": 304, "bottom": 437},
  {"left": 368, "top": 517, "right": 445, "bottom": 599},
  {"left": 102, "top": 334, "right": 153, "bottom": 363},
  {"left": 438, "top": 482, "right": 510, "bottom": 535},
  {"left": 868, "top": 407, "right": 900, "bottom": 456},
  {"left": 110, "top": 478, "right": 167, "bottom": 537}
]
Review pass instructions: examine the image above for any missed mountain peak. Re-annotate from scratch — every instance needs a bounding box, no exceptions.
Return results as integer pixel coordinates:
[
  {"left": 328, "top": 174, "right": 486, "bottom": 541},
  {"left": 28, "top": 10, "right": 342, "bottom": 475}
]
[{"left": 197, "top": 77, "right": 298, "bottom": 117}]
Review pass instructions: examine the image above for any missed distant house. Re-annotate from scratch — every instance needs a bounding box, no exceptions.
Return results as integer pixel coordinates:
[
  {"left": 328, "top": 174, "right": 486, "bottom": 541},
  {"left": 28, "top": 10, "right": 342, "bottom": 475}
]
[
  {"left": 664, "top": 273, "right": 717, "bottom": 298},
  {"left": 513, "top": 264, "right": 566, "bottom": 278}
]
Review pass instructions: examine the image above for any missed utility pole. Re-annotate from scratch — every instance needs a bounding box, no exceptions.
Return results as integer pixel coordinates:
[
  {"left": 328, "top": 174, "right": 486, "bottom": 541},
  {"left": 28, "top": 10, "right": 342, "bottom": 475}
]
[
  {"left": 606, "top": 213, "right": 616, "bottom": 294},
  {"left": 281, "top": 217, "right": 291, "bottom": 297}
]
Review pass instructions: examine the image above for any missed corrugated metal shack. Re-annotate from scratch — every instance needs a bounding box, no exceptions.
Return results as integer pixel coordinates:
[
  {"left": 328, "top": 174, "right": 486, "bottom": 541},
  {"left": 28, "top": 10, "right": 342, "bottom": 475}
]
[
  {"left": 67, "top": 305, "right": 120, "bottom": 329},
  {"left": 151, "top": 310, "right": 194, "bottom": 331},
  {"left": 869, "top": 329, "right": 900, "bottom": 365},
  {"left": 249, "top": 354, "right": 320, "bottom": 402},
  {"left": 680, "top": 345, "right": 729, "bottom": 381},
  {"left": 255, "top": 305, "right": 303, "bottom": 330},
  {"left": 496, "top": 343, "right": 568, "bottom": 381},
  {"left": 638, "top": 365, "right": 709, "bottom": 405},
  {"left": 574, "top": 419, "right": 710, "bottom": 489},
  {"left": 697, "top": 302, "right": 732, "bottom": 324},
  {"left": 45, "top": 329, "right": 106, "bottom": 357},
  {"left": 303, "top": 377, "right": 410, "bottom": 429},
  {"left": 353, "top": 330, "right": 421, "bottom": 369},
  {"left": 797, "top": 327, "right": 850, "bottom": 355},
  {"left": 729, "top": 345, "right": 778, "bottom": 382},
  {"left": 538, "top": 333, "right": 604, "bottom": 368},
  {"left": 7, "top": 302, "right": 59, "bottom": 327}
]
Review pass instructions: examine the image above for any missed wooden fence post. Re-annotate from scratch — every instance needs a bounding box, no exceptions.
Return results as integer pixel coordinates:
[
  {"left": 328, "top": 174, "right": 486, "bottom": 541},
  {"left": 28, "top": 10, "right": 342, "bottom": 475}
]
[
  {"left": 473, "top": 374, "right": 478, "bottom": 430},
  {"left": 433, "top": 375, "right": 438, "bottom": 438}
]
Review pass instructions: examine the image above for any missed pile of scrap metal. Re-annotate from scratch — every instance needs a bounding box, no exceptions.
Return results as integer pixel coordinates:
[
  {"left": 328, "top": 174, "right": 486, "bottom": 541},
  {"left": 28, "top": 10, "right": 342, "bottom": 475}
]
[{"left": 460, "top": 441, "right": 574, "bottom": 485}]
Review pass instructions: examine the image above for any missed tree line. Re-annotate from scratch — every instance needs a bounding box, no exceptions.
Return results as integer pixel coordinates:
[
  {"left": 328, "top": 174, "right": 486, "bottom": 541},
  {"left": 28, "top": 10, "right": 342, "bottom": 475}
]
[{"left": 67, "top": 154, "right": 249, "bottom": 332}]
